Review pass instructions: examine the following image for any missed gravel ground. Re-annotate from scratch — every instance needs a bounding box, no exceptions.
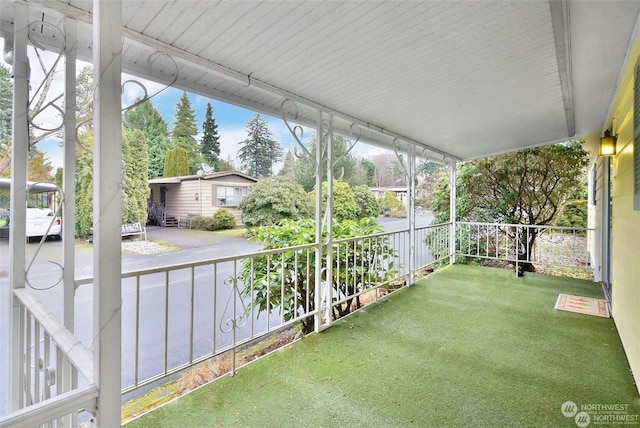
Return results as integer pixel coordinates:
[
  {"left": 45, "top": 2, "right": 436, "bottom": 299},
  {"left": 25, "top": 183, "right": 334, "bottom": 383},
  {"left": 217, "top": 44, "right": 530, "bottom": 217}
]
[{"left": 121, "top": 239, "right": 174, "bottom": 255}]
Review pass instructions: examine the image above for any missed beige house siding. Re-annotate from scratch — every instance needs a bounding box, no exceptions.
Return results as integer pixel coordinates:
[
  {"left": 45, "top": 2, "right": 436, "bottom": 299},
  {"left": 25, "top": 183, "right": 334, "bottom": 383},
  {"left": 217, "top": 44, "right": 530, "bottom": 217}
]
[
  {"left": 149, "top": 172, "right": 256, "bottom": 222},
  {"left": 594, "top": 39, "right": 640, "bottom": 394}
]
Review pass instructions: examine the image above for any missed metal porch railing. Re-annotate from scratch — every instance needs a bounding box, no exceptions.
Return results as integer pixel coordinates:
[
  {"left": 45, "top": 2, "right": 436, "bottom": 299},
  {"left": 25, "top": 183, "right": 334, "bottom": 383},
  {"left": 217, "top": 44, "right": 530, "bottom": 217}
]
[
  {"left": 455, "top": 221, "right": 595, "bottom": 278},
  {"left": 70, "top": 222, "right": 451, "bottom": 394},
  {"left": 0, "top": 290, "right": 96, "bottom": 428},
  {"left": 2, "top": 220, "right": 595, "bottom": 426}
]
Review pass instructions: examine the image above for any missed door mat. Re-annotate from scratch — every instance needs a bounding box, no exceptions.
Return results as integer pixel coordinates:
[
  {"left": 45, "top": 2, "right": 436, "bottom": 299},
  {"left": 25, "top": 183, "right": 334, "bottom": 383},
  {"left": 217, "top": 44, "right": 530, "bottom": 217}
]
[{"left": 555, "top": 294, "right": 610, "bottom": 318}]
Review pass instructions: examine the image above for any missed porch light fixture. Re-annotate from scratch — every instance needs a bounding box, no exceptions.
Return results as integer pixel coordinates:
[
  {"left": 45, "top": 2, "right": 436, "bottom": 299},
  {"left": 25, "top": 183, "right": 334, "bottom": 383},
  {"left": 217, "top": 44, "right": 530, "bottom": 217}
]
[{"left": 599, "top": 129, "right": 617, "bottom": 156}]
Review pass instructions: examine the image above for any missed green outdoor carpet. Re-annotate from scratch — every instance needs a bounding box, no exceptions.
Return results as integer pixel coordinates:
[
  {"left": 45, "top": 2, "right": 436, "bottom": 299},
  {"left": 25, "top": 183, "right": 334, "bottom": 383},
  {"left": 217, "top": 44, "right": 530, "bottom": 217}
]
[{"left": 126, "top": 265, "right": 640, "bottom": 427}]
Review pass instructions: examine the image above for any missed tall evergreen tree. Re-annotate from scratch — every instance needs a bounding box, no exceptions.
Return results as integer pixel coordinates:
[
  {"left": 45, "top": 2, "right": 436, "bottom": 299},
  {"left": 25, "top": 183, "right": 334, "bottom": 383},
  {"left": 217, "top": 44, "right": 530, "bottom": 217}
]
[
  {"left": 171, "top": 91, "right": 200, "bottom": 174},
  {"left": 0, "top": 64, "right": 11, "bottom": 146},
  {"left": 0, "top": 64, "right": 12, "bottom": 177},
  {"left": 75, "top": 132, "right": 94, "bottom": 237},
  {"left": 174, "top": 147, "right": 189, "bottom": 176},
  {"left": 200, "top": 102, "right": 221, "bottom": 169},
  {"left": 163, "top": 146, "right": 189, "bottom": 177},
  {"left": 237, "top": 113, "right": 283, "bottom": 179},
  {"left": 163, "top": 148, "right": 176, "bottom": 177},
  {"left": 122, "top": 129, "right": 150, "bottom": 224},
  {"left": 278, "top": 149, "right": 296, "bottom": 177},
  {"left": 124, "top": 99, "right": 171, "bottom": 179}
]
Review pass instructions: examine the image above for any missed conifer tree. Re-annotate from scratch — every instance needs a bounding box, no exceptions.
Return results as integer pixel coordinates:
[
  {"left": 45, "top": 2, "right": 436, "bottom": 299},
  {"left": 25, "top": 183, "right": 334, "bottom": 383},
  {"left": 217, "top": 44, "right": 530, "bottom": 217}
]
[
  {"left": 163, "top": 146, "right": 189, "bottom": 177},
  {"left": 122, "top": 129, "right": 150, "bottom": 224},
  {"left": 237, "top": 113, "right": 283, "bottom": 178},
  {"left": 278, "top": 149, "right": 296, "bottom": 177},
  {"left": 0, "top": 64, "right": 11, "bottom": 146},
  {"left": 125, "top": 99, "right": 171, "bottom": 179},
  {"left": 171, "top": 91, "right": 200, "bottom": 174},
  {"left": 200, "top": 102, "right": 221, "bottom": 169}
]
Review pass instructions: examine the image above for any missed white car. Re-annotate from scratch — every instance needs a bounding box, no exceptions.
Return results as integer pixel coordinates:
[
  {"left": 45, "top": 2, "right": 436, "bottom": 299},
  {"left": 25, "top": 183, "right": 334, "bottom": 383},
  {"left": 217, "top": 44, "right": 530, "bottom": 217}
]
[{"left": 26, "top": 208, "right": 62, "bottom": 240}]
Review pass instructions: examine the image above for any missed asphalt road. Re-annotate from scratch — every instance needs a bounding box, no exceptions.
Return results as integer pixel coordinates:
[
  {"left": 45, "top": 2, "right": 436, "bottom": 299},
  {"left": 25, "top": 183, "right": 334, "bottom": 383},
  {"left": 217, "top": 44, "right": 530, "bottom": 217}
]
[{"left": 0, "top": 213, "right": 434, "bottom": 415}]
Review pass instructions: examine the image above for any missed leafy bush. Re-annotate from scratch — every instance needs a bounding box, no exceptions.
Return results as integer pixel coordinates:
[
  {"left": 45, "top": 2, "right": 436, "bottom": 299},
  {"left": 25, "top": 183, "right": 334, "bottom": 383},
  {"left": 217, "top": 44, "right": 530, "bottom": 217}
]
[
  {"left": 213, "top": 208, "right": 236, "bottom": 230},
  {"left": 557, "top": 201, "right": 587, "bottom": 229},
  {"left": 352, "top": 185, "right": 381, "bottom": 218},
  {"left": 316, "top": 180, "right": 359, "bottom": 221},
  {"left": 380, "top": 191, "right": 406, "bottom": 217},
  {"left": 239, "top": 217, "right": 397, "bottom": 334},
  {"left": 191, "top": 215, "right": 216, "bottom": 231},
  {"left": 240, "top": 176, "right": 313, "bottom": 228},
  {"left": 415, "top": 197, "right": 430, "bottom": 209}
]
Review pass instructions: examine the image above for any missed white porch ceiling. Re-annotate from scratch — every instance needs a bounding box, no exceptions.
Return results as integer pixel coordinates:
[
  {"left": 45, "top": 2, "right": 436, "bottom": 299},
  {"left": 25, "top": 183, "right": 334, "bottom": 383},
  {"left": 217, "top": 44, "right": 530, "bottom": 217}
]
[{"left": 1, "top": 0, "right": 639, "bottom": 161}]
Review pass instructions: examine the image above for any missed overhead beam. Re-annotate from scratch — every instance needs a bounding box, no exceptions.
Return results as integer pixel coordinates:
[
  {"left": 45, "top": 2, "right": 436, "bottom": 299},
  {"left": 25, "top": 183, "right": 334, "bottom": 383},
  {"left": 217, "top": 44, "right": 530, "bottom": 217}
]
[
  {"left": 550, "top": 0, "right": 576, "bottom": 137},
  {"left": 11, "top": 0, "right": 459, "bottom": 162}
]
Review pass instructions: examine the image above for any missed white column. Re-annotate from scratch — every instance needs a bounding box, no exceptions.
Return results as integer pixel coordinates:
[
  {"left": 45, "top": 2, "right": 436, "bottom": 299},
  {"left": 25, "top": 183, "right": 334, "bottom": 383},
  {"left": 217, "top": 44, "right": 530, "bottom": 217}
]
[
  {"left": 449, "top": 159, "right": 457, "bottom": 265},
  {"left": 8, "top": 2, "right": 29, "bottom": 412},
  {"left": 63, "top": 16, "right": 77, "bottom": 332},
  {"left": 61, "top": 16, "right": 78, "bottom": 420},
  {"left": 314, "top": 111, "right": 324, "bottom": 332},
  {"left": 408, "top": 144, "right": 416, "bottom": 285},
  {"left": 324, "top": 115, "right": 334, "bottom": 328},
  {"left": 92, "top": 1, "right": 122, "bottom": 426}
]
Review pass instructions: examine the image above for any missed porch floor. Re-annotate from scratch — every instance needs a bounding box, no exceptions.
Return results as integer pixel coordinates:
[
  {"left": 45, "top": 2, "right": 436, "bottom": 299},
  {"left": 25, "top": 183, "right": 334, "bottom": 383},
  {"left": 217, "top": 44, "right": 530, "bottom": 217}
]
[{"left": 125, "top": 265, "right": 640, "bottom": 427}]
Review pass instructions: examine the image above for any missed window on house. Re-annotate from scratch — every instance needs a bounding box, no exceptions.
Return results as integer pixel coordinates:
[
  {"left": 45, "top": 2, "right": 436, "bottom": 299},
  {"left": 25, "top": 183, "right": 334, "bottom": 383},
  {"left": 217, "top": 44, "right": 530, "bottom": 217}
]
[{"left": 215, "top": 185, "right": 248, "bottom": 207}]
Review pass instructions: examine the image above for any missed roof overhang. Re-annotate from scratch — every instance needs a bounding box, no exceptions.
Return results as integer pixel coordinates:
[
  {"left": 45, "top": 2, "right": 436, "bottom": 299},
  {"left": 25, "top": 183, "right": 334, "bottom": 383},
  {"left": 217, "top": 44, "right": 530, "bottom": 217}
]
[
  {"left": 0, "top": 178, "right": 59, "bottom": 193},
  {"left": 148, "top": 170, "right": 258, "bottom": 185},
  {"left": 2, "top": 1, "right": 639, "bottom": 161}
]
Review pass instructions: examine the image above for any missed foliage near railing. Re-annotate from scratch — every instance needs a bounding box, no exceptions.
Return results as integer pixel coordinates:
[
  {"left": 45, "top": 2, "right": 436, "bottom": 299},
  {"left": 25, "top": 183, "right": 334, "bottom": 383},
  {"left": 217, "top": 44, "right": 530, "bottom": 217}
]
[
  {"left": 239, "top": 217, "right": 397, "bottom": 333},
  {"left": 454, "top": 222, "right": 594, "bottom": 278}
]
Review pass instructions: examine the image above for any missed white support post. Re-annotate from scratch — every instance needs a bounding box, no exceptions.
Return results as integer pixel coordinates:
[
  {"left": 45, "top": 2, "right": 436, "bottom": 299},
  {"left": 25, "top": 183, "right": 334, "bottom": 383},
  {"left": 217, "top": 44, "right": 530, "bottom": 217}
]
[
  {"left": 63, "top": 16, "right": 77, "bottom": 334},
  {"left": 314, "top": 110, "right": 324, "bottom": 333},
  {"left": 449, "top": 159, "right": 457, "bottom": 265},
  {"left": 92, "top": 1, "right": 122, "bottom": 426},
  {"left": 8, "top": 2, "right": 29, "bottom": 412},
  {"left": 325, "top": 115, "right": 334, "bottom": 327},
  {"left": 61, "top": 17, "right": 78, "bottom": 423},
  {"left": 408, "top": 144, "right": 416, "bottom": 285}
]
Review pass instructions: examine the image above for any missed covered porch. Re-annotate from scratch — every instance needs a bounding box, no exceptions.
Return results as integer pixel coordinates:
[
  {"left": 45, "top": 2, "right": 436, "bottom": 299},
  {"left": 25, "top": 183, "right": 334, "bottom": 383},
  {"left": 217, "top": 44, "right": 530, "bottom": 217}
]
[
  {"left": 126, "top": 265, "right": 639, "bottom": 427},
  {"left": 1, "top": 1, "right": 640, "bottom": 427}
]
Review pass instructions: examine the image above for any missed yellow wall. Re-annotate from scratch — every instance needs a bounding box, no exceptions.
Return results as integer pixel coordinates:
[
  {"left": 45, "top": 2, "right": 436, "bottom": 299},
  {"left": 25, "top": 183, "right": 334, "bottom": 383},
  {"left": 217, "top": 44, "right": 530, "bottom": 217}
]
[{"left": 600, "top": 39, "right": 640, "bottom": 394}]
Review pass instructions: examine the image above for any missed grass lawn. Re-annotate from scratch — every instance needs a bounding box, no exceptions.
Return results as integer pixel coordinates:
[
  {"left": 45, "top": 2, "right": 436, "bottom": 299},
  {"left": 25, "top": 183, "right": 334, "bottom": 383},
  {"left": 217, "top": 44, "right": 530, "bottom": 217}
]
[
  {"left": 213, "top": 227, "right": 247, "bottom": 238},
  {"left": 126, "top": 265, "right": 640, "bottom": 427}
]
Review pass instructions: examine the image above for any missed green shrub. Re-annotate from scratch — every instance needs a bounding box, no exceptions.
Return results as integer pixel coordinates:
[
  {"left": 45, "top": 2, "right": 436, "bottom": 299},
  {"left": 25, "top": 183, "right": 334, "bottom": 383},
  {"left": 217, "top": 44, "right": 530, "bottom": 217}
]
[
  {"left": 213, "top": 208, "right": 236, "bottom": 230},
  {"left": 415, "top": 197, "right": 430, "bottom": 209},
  {"left": 352, "top": 185, "right": 381, "bottom": 218},
  {"left": 240, "top": 176, "right": 313, "bottom": 228},
  {"left": 316, "top": 180, "right": 359, "bottom": 221},
  {"left": 380, "top": 191, "right": 406, "bottom": 217},
  {"left": 239, "top": 217, "right": 397, "bottom": 334},
  {"left": 191, "top": 215, "right": 216, "bottom": 231}
]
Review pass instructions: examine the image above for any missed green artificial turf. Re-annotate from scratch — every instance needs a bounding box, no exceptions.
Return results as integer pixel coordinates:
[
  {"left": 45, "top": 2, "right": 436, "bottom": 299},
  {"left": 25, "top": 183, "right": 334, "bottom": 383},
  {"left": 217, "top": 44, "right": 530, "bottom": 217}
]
[{"left": 126, "top": 265, "right": 640, "bottom": 427}]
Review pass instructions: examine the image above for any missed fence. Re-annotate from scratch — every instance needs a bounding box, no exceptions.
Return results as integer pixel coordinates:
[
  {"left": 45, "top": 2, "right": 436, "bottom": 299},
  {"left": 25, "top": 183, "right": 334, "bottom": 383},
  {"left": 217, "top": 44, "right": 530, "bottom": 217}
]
[
  {"left": 72, "top": 222, "right": 452, "bottom": 394},
  {"left": 3, "top": 219, "right": 593, "bottom": 425},
  {"left": 0, "top": 289, "right": 96, "bottom": 428},
  {"left": 455, "top": 221, "right": 594, "bottom": 277}
]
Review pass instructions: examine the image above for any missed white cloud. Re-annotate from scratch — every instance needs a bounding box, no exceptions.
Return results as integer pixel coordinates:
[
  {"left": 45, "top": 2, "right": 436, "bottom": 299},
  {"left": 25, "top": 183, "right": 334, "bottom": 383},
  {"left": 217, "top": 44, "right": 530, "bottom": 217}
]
[{"left": 218, "top": 125, "right": 248, "bottom": 165}]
